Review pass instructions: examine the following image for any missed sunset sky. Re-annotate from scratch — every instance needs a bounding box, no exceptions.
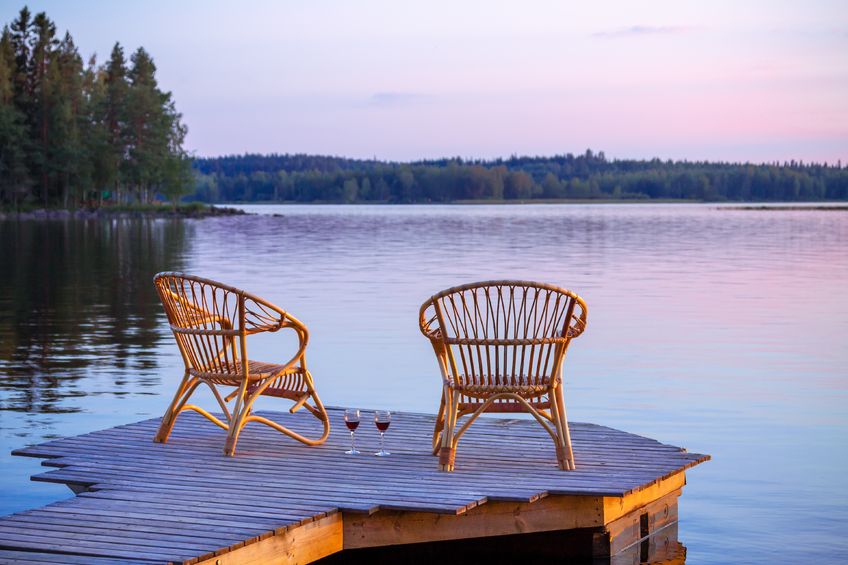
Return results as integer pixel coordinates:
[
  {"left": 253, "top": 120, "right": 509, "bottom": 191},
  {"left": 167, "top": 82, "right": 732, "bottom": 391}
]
[{"left": 10, "top": 0, "right": 848, "bottom": 162}]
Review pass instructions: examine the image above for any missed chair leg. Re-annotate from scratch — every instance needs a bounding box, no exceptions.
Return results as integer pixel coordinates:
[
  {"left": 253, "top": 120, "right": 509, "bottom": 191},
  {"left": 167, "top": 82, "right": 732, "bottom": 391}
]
[
  {"left": 550, "top": 389, "right": 568, "bottom": 470},
  {"left": 154, "top": 372, "right": 194, "bottom": 444},
  {"left": 304, "top": 375, "right": 331, "bottom": 445},
  {"left": 224, "top": 408, "right": 246, "bottom": 456},
  {"left": 228, "top": 373, "right": 332, "bottom": 452},
  {"left": 432, "top": 393, "right": 446, "bottom": 455},
  {"left": 553, "top": 386, "right": 575, "bottom": 470},
  {"left": 224, "top": 380, "right": 250, "bottom": 456},
  {"left": 284, "top": 370, "right": 331, "bottom": 445},
  {"left": 439, "top": 389, "right": 459, "bottom": 472}
]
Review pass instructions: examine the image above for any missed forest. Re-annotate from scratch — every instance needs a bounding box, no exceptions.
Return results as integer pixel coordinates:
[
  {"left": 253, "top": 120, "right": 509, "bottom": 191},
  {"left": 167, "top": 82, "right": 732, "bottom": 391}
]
[
  {"left": 193, "top": 152, "right": 848, "bottom": 204},
  {"left": 0, "top": 7, "right": 192, "bottom": 209}
]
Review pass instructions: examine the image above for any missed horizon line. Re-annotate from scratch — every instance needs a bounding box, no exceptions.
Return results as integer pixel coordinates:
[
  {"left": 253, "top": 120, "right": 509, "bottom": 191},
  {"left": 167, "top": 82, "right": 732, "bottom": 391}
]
[{"left": 191, "top": 151, "right": 846, "bottom": 168}]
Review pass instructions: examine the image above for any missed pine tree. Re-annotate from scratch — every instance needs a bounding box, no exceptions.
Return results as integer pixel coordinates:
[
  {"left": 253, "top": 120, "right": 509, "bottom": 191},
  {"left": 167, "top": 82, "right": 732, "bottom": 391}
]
[
  {"left": 157, "top": 98, "right": 190, "bottom": 207},
  {"left": 82, "top": 54, "right": 110, "bottom": 206},
  {"left": 48, "top": 32, "right": 84, "bottom": 207},
  {"left": 28, "top": 11, "right": 59, "bottom": 205},
  {"left": 126, "top": 47, "right": 189, "bottom": 204},
  {"left": 9, "top": 7, "right": 32, "bottom": 116},
  {"left": 104, "top": 43, "right": 129, "bottom": 204},
  {"left": 126, "top": 47, "right": 164, "bottom": 203},
  {"left": 0, "top": 26, "right": 29, "bottom": 207},
  {"left": 160, "top": 153, "right": 193, "bottom": 209}
]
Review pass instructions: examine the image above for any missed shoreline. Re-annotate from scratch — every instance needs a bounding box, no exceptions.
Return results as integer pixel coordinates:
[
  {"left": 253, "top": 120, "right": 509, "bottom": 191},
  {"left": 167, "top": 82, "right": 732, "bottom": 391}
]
[
  {"left": 0, "top": 204, "right": 247, "bottom": 221},
  {"left": 224, "top": 198, "right": 691, "bottom": 206},
  {"left": 2, "top": 202, "right": 845, "bottom": 220},
  {"left": 720, "top": 205, "right": 848, "bottom": 211},
  {"left": 225, "top": 199, "right": 848, "bottom": 208}
]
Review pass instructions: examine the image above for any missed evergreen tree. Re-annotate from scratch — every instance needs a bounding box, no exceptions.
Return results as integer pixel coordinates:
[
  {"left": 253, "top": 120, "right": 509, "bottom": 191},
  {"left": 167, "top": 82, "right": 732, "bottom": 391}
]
[
  {"left": 9, "top": 7, "right": 32, "bottom": 114},
  {"left": 47, "top": 32, "right": 84, "bottom": 207},
  {"left": 104, "top": 43, "right": 129, "bottom": 204},
  {"left": 28, "top": 11, "right": 59, "bottom": 205},
  {"left": 161, "top": 153, "right": 193, "bottom": 208},
  {"left": 126, "top": 47, "right": 163, "bottom": 203},
  {"left": 0, "top": 26, "right": 29, "bottom": 206},
  {"left": 159, "top": 99, "right": 191, "bottom": 206},
  {"left": 75, "top": 54, "right": 112, "bottom": 206}
]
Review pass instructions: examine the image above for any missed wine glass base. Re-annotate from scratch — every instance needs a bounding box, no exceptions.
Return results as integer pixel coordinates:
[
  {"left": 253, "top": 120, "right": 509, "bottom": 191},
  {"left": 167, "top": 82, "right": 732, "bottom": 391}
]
[
  {"left": 374, "top": 450, "right": 391, "bottom": 456},
  {"left": 345, "top": 449, "right": 361, "bottom": 455}
]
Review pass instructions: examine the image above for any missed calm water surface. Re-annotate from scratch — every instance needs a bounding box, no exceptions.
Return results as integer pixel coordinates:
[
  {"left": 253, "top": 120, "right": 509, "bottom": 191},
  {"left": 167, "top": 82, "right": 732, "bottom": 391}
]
[{"left": 1, "top": 204, "right": 846, "bottom": 563}]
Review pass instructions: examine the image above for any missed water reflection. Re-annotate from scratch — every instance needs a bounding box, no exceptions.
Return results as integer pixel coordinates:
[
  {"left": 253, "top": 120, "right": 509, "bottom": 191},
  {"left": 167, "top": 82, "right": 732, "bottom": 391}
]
[
  {"left": 0, "top": 204, "right": 846, "bottom": 563},
  {"left": 0, "top": 218, "right": 190, "bottom": 414}
]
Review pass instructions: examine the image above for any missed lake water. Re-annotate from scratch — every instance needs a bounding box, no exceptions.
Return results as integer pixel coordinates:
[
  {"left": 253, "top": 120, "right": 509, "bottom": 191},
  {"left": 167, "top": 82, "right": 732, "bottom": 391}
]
[{"left": 1, "top": 203, "right": 846, "bottom": 563}]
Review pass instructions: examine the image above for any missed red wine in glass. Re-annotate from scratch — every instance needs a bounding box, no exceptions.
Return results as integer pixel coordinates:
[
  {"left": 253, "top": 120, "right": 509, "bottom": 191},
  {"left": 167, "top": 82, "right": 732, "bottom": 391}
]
[
  {"left": 374, "top": 410, "right": 391, "bottom": 456},
  {"left": 344, "top": 409, "right": 361, "bottom": 454}
]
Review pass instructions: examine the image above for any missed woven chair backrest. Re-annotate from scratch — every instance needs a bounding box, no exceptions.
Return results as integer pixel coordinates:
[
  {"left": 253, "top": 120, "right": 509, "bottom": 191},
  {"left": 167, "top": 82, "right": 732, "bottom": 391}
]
[
  {"left": 423, "top": 281, "right": 587, "bottom": 388},
  {"left": 154, "top": 273, "right": 245, "bottom": 375}
]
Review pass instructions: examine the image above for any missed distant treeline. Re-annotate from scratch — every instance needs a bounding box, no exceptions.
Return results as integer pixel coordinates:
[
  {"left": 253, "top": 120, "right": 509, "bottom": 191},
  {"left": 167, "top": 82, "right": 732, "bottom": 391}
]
[
  {"left": 0, "top": 7, "right": 192, "bottom": 209},
  {"left": 193, "top": 152, "right": 848, "bottom": 203}
]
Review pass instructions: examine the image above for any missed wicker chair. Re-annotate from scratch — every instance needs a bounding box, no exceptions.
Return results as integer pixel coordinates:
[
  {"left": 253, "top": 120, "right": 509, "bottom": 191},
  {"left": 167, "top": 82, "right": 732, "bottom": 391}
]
[
  {"left": 153, "top": 272, "right": 330, "bottom": 455},
  {"left": 419, "top": 281, "right": 588, "bottom": 471}
]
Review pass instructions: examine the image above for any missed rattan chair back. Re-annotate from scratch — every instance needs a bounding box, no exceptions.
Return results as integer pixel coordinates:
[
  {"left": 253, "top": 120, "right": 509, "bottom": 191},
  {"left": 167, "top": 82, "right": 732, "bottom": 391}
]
[{"left": 420, "top": 280, "right": 587, "bottom": 471}]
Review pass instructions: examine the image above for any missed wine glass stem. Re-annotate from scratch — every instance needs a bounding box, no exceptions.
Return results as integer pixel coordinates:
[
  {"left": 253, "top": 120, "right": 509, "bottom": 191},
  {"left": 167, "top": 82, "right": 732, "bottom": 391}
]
[
  {"left": 380, "top": 431, "right": 384, "bottom": 452},
  {"left": 350, "top": 431, "right": 355, "bottom": 451}
]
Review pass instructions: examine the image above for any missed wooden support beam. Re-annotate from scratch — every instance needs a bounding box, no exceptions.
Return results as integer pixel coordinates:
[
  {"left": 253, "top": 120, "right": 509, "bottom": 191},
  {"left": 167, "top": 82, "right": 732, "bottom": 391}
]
[
  {"left": 593, "top": 489, "right": 682, "bottom": 559},
  {"left": 193, "top": 514, "right": 342, "bottom": 565},
  {"left": 334, "top": 490, "right": 684, "bottom": 564},
  {"left": 343, "top": 495, "right": 602, "bottom": 549},
  {"left": 601, "top": 470, "right": 685, "bottom": 523},
  {"left": 344, "top": 471, "right": 686, "bottom": 551}
]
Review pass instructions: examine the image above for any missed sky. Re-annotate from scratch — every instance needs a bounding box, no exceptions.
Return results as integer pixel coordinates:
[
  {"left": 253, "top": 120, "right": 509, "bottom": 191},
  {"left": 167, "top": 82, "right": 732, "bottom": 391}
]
[{"left": 3, "top": 0, "right": 848, "bottom": 163}]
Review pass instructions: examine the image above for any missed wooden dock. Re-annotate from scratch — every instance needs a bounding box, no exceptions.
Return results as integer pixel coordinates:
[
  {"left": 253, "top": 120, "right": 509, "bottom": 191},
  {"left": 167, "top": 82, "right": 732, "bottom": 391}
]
[{"left": 0, "top": 407, "right": 708, "bottom": 564}]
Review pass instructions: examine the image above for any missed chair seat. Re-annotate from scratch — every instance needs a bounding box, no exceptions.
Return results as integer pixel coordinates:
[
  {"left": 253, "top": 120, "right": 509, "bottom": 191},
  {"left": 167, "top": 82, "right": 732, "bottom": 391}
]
[
  {"left": 243, "top": 360, "right": 302, "bottom": 380},
  {"left": 190, "top": 360, "right": 306, "bottom": 390},
  {"left": 451, "top": 376, "right": 551, "bottom": 397},
  {"left": 249, "top": 362, "right": 308, "bottom": 398}
]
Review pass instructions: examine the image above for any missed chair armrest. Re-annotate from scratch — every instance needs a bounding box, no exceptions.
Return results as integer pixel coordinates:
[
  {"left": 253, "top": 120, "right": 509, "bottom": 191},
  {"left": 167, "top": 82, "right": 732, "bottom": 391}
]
[
  {"left": 419, "top": 300, "right": 442, "bottom": 340},
  {"left": 243, "top": 294, "right": 290, "bottom": 335},
  {"left": 242, "top": 293, "right": 310, "bottom": 372},
  {"left": 567, "top": 296, "right": 588, "bottom": 338},
  {"left": 567, "top": 314, "right": 586, "bottom": 338},
  {"left": 273, "top": 332, "right": 309, "bottom": 377}
]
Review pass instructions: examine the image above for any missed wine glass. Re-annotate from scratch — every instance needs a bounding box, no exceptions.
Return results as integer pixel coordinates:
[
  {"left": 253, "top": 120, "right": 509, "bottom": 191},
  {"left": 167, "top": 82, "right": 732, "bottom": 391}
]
[
  {"left": 344, "top": 409, "right": 361, "bottom": 455},
  {"left": 374, "top": 410, "right": 391, "bottom": 456}
]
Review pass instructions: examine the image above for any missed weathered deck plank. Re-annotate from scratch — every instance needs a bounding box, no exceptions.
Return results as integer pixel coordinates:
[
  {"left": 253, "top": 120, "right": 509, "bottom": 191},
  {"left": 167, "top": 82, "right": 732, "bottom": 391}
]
[{"left": 1, "top": 407, "right": 708, "bottom": 564}]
